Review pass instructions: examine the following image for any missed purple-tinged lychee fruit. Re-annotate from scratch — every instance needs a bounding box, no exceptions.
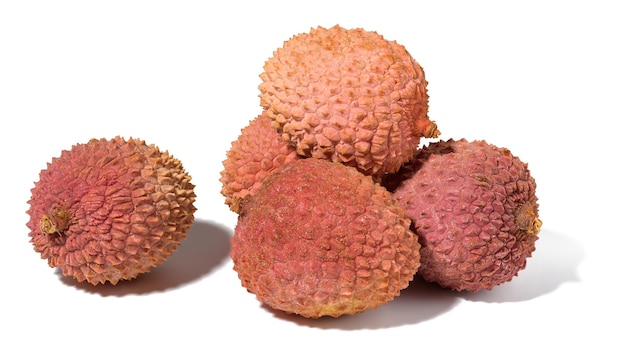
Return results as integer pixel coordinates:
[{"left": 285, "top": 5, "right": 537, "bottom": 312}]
[
  {"left": 386, "top": 138, "right": 541, "bottom": 292},
  {"left": 230, "top": 158, "right": 421, "bottom": 318},
  {"left": 26, "top": 136, "right": 196, "bottom": 285},
  {"left": 220, "top": 111, "right": 301, "bottom": 213},
  {"left": 259, "top": 25, "right": 439, "bottom": 178}
]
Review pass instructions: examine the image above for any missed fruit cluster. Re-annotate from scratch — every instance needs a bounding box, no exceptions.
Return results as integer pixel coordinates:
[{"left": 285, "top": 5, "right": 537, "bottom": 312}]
[
  {"left": 25, "top": 25, "right": 541, "bottom": 320},
  {"left": 220, "top": 25, "right": 541, "bottom": 317}
]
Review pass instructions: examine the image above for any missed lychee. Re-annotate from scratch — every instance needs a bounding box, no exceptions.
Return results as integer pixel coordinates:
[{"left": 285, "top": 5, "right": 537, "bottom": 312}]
[
  {"left": 259, "top": 25, "right": 439, "bottom": 177},
  {"left": 230, "top": 158, "right": 421, "bottom": 318},
  {"left": 386, "top": 138, "right": 541, "bottom": 292},
  {"left": 26, "top": 136, "right": 196, "bottom": 285},
  {"left": 220, "top": 111, "right": 301, "bottom": 213}
]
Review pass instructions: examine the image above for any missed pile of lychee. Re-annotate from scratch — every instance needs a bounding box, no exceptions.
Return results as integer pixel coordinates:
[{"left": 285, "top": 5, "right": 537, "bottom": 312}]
[
  {"left": 25, "top": 25, "right": 541, "bottom": 320},
  {"left": 220, "top": 25, "right": 541, "bottom": 318}
]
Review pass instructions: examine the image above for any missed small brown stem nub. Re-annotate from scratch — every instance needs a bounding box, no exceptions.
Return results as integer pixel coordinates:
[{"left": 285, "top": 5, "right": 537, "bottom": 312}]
[
  {"left": 516, "top": 202, "right": 542, "bottom": 235},
  {"left": 422, "top": 122, "right": 440, "bottom": 139},
  {"left": 40, "top": 208, "right": 72, "bottom": 236}
]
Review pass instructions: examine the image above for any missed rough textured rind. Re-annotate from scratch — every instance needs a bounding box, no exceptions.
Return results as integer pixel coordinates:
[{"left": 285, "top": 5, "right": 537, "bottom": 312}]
[
  {"left": 26, "top": 136, "right": 196, "bottom": 285},
  {"left": 230, "top": 158, "right": 421, "bottom": 318},
  {"left": 387, "top": 139, "right": 541, "bottom": 292},
  {"left": 259, "top": 25, "right": 438, "bottom": 177},
  {"left": 220, "top": 111, "right": 301, "bottom": 213}
]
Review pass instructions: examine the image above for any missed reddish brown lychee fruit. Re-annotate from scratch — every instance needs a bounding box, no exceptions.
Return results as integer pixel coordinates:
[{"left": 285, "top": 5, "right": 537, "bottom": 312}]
[
  {"left": 220, "top": 111, "right": 301, "bottom": 213},
  {"left": 386, "top": 138, "right": 541, "bottom": 292},
  {"left": 26, "top": 136, "right": 196, "bottom": 285},
  {"left": 230, "top": 158, "right": 421, "bottom": 318},
  {"left": 259, "top": 25, "right": 439, "bottom": 178}
]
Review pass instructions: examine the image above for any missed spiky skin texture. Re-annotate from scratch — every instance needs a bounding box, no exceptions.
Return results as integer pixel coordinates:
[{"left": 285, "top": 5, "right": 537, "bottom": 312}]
[
  {"left": 230, "top": 158, "right": 421, "bottom": 318},
  {"left": 259, "top": 25, "right": 439, "bottom": 178},
  {"left": 220, "top": 112, "right": 301, "bottom": 213},
  {"left": 26, "top": 136, "right": 196, "bottom": 285},
  {"left": 387, "top": 139, "right": 541, "bottom": 292}
]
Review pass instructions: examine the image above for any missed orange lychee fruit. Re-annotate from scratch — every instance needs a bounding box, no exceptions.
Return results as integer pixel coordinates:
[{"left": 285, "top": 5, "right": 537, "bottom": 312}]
[
  {"left": 220, "top": 111, "right": 301, "bottom": 213},
  {"left": 259, "top": 25, "right": 439, "bottom": 178}
]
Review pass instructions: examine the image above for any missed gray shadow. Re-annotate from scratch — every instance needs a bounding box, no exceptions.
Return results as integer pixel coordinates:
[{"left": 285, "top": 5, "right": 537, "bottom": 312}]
[
  {"left": 57, "top": 218, "right": 232, "bottom": 296},
  {"left": 457, "top": 229, "right": 584, "bottom": 303},
  {"left": 259, "top": 229, "right": 583, "bottom": 326},
  {"left": 264, "top": 275, "right": 459, "bottom": 330}
]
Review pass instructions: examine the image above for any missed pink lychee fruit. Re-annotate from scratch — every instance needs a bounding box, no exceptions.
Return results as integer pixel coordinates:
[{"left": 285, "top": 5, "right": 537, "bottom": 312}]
[
  {"left": 386, "top": 138, "right": 541, "bottom": 292},
  {"left": 230, "top": 158, "right": 421, "bottom": 318},
  {"left": 26, "top": 136, "right": 196, "bottom": 285}
]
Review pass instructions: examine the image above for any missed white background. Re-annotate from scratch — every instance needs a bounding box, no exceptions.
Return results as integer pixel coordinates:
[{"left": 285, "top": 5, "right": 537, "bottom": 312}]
[{"left": 2, "top": 1, "right": 624, "bottom": 357}]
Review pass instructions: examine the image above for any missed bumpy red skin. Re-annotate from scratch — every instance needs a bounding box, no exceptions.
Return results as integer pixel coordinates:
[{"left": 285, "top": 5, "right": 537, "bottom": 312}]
[
  {"left": 231, "top": 158, "right": 420, "bottom": 318},
  {"left": 220, "top": 111, "right": 301, "bottom": 213},
  {"left": 26, "top": 137, "right": 196, "bottom": 285},
  {"left": 387, "top": 139, "right": 540, "bottom": 292},
  {"left": 259, "top": 25, "right": 437, "bottom": 178}
]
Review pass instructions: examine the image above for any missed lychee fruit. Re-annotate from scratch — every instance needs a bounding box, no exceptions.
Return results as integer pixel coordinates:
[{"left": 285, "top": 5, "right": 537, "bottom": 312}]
[
  {"left": 26, "top": 136, "right": 197, "bottom": 285},
  {"left": 230, "top": 158, "right": 421, "bottom": 318},
  {"left": 386, "top": 138, "right": 541, "bottom": 292},
  {"left": 259, "top": 25, "right": 439, "bottom": 178},
  {"left": 220, "top": 111, "right": 301, "bottom": 213}
]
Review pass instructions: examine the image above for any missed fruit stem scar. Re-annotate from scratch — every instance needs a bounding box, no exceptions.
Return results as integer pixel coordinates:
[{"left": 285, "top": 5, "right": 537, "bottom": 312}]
[
  {"left": 40, "top": 208, "right": 72, "bottom": 236},
  {"left": 515, "top": 202, "right": 542, "bottom": 235},
  {"left": 423, "top": 122, "right": 440, "bottom": 138}
]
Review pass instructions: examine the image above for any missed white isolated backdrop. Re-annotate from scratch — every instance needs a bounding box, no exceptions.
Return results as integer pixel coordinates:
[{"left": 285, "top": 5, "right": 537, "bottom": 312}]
[{"left": 1, "top": 1, "right": 623, "bottom": 357}]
